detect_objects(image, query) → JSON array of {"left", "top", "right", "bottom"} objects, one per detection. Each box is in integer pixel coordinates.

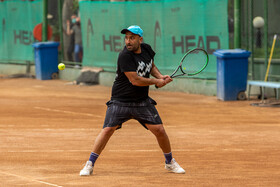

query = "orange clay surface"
[{"left": 0, "top": 78, "right": 279, "bottom": 187}]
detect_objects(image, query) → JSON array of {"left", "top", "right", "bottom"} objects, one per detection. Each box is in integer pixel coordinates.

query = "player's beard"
[{"left": 126, "top": 42, "right": 140, "bottom": 52}]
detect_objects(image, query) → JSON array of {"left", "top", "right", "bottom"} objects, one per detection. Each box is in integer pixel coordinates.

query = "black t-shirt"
[{"left": 111, "top": 43, "right": 155, "bottom": 102}]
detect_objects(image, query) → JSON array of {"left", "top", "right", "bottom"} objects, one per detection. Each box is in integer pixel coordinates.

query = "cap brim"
[
  {"left": 121, "top": 29, "right": 129, "bottom": 34},
  {"left": 121, "top": 29, "right": 142, "bottom": 36}
]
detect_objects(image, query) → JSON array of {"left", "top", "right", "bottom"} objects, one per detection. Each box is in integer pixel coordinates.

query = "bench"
[{"left": 247, "top": 80, "right": 280, "bottom": 101}]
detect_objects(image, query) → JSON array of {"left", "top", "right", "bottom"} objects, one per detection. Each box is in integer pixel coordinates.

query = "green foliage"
[{"left": 72, "top": 0, "right": 79, "bottom": 12}]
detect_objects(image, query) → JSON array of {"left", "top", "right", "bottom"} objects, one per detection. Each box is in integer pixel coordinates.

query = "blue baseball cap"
[{"left": 121, "top": 25, "right": 143, "bottom": 37}]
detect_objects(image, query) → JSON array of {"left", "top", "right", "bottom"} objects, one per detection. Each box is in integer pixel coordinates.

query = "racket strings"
[{"left": 182, "top": 50, "right": 208, "bottom": 75}]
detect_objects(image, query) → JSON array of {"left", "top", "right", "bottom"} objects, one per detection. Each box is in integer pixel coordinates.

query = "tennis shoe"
[
  {"left": 165, "top": 158, "right": 185, "bottom": 174},
  {"left": 80, "top": 161, "right": 93, "bottom": 176}
]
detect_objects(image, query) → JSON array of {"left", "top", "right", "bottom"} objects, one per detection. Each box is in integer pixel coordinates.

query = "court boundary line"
[
  {"left": 34, "top": 107, "right": 102, "bottom": 118},
  {"left": 0, "top": 171, "right": 63, "bottom": 187},
  {"left": 5, "top": 148, "right": 253, "bottom": 153},
  {"left": 6, "top": 149, "right": 188, "bottom": 153}
]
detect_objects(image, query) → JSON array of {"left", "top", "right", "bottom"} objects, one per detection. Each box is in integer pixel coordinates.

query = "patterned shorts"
[{"left": 103, "top": 98, "right": 163, "bottom": 130}]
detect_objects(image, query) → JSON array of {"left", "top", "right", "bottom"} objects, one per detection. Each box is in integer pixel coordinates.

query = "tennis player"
[{"left": 80, "top": 25, "right": 185, "bottom": 175}]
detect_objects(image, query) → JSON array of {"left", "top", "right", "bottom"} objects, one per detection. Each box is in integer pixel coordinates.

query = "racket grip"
[{"left": 155, "top": 85, "right": 159, "bottom": 89}]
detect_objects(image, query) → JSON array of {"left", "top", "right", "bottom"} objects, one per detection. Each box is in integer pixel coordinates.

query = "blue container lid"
[
  {"left": 32, "top": 42, "right": 60, "bottom": 48},
  {"left": 213, "top": 49, "right": 251, "bottom": 58}
]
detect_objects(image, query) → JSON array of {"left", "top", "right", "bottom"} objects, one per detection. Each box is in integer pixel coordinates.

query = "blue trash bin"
[
  {"left": 32, "top": 42, "right": 60, "bottom": 80},
  {"left": 214, "top": 49, "right": 251, "bottom": 101}
]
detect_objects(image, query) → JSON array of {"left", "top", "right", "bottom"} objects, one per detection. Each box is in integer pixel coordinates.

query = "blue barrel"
[
  {"left": 214, "top": 49, "right": 251, "bottom": 101},
  {"left": 32, "top": 42, "right": 60, "bottom": 80}
]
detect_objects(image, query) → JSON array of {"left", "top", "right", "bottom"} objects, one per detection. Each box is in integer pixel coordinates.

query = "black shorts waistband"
[{"left": 107, "top": 97, "right": 157, "bottom": 107}]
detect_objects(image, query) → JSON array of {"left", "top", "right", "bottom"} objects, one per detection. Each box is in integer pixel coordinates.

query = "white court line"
[
  {"left": 6, "top": 149, "right": 189, "bottom": 153},
  {"left": 0, "top": 171, "right": 63, "bottom": 187},
  {"left": 7, "top": 150, "right": 90, "bottom": 153},
  {"left": 34, "top": 107, "right": 102, "bottom": 118},
  {"left": 5, "top": 148, "right": 251, "bottom": 153}
]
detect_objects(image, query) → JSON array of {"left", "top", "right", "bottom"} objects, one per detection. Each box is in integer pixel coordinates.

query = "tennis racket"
[{"left": 156, "top": 48, "right": 209, "bottom": 88}]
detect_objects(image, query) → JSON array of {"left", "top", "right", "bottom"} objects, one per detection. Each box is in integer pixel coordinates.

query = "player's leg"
[
  {"left": 80, "top": 100, "right": 130, "bottom": 176},
  {"left": 145, "top": 124, "right": 171, "bottom": 153},
  {"left": 146, "top": 124, "right": 185, "bottom": 174},
  {"left": 80, "top": 126, "right": 118, "bottom": 176},
  {"left": 92, "top": 126, "right": 118, "bottom": 155},
  {"left": 130, "top": 99, "right": 182, "bottom": 171},
  {"left": 133, "top": 99, "right": 185, "bottom": 174}
]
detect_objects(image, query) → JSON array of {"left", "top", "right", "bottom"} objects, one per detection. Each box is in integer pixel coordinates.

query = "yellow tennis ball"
[
  {"left": 183, "top": 67, "right": 186, "bottom": 70},
  {"left": 58, "top": 63, "right": 65, "bottom": 70}
]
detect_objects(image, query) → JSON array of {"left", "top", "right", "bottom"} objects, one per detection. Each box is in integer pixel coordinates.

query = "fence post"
[
  {"left": 250, "top": 0, "right": 254, "bottom": 80},
  {"left": 42, "top": 0, "right": 48, "bottom": 42},
  {"left": 234, "top": 0, "right": 241, "bottom": 48},
  {"left": 58, "top": 0, "right": 64, "bottom": 61},
  {"left": 264, "top": 0, "right": 268, "bottom": 73}
]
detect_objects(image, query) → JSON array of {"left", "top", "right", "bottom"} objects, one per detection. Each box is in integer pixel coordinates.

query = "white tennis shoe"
[
  {"left": 80, "top": 161, "right": 93, "bottom": 176},
  {"left": 165, "top": 158, "right": 185, "bottom": 174}
]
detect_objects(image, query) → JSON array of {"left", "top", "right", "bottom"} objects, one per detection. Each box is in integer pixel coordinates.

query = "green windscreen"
[
  {"left": 79, "top": 0, "right": 228, "bottom": 79},
  {"left": 0, "top": 0, "right": 42, "bottom": 63}
]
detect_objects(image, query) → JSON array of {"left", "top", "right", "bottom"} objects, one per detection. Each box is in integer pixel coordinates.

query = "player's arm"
[
  {"left": 151, "top": 61, "right": 173, "bottom": 84},
  {"left": 151, "top": 61, "right": 164, "bottom": 79},
  {"left": 124, "top": 72, "right": 166, "bottom": 88}
]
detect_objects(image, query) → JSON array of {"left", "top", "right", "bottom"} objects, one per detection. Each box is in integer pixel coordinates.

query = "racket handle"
[{"left": 155, "top": 85, "right": 159, "bottom": 89}]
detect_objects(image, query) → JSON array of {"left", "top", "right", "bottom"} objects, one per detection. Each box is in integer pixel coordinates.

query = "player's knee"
[
  {"left": 102, "top": 127, "right": 116, "bottom": 136},
  {"left": 151, "top": 125, "right": 166, "bottom": 137}
]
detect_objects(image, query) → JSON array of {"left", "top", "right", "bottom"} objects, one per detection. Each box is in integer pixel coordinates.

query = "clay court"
[{"left": 0, "top": 78, "right": 279, "bottom": 186}]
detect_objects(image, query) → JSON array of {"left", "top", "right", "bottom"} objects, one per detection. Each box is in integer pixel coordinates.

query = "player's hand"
[
  {"left": 162, "top": 75, "right": 173, "bottom": 84},
  {"left": 155, "top": 79, "right": 166, "bottom": 88}
]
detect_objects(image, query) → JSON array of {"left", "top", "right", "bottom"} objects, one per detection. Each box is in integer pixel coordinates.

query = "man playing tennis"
[{"left": 80, "top": 25, "right": 185, "bottom": 175}]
